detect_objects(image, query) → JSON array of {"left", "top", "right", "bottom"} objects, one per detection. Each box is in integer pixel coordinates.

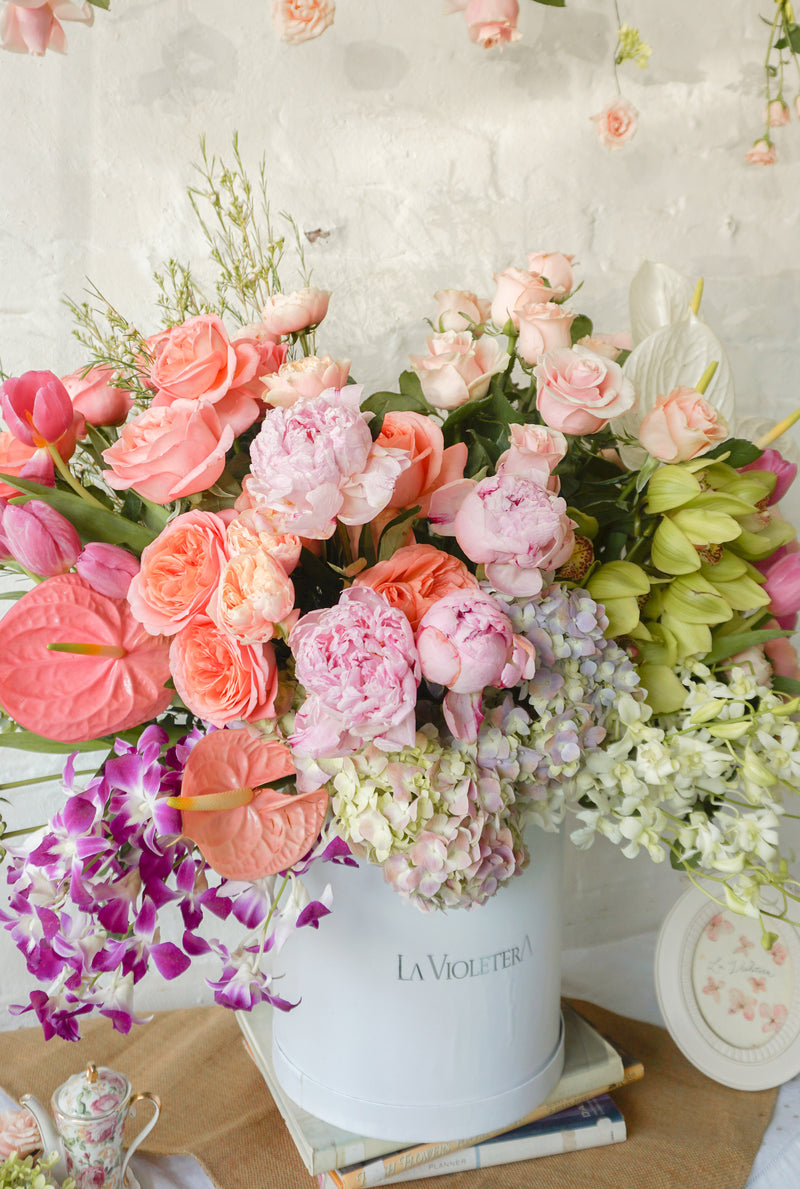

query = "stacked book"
[{"left": 237, "top": 1003, "right": 643, "bottom": 1187}]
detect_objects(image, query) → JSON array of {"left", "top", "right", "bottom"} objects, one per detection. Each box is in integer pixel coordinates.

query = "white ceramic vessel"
[{"left": 272, "top": 826, "right": 565, "bottom": 1141}]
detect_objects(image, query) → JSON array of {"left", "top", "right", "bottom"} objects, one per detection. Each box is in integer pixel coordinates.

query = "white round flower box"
[{"left": 272, "top": 826, "right": 565, "bottom": 1141}]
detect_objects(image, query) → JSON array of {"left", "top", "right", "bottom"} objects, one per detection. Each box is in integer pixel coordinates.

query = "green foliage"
[
  {"left": 361, "top": 388, "right": 431, "bottom": 439},
  {"left": 569, "top": 314, "right": 593, "bottom": 343},
  {"left": 0, "top": 474, "right": 158, "bottom": 554},
  {"left": 704, "top": 438, "right": 764, "bottom": 467},
  {"left": 706, "top": 629, "right": 795, "bottom": 665},
  {"left": 0, "top": 1152, "right": 74, "bottom": 1189}
]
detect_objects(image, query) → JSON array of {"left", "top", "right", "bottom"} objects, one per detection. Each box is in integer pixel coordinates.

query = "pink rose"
[
  {"left": 289, "top": 586, "right": 420, "bottom": 766},
  {"left": 433, "top": 289, "right": 491, "bottom": 334},
  {"left": 463, "top": 0, "right": 520, "bottom": 49},
  {"left": 496, "top": 422, "right": 567, "bottom": 490},
  {"left": 261, "top": 287, "right": 331, "bottom": 335},
  {"left": 745, "top": 138, "right": 777, "bottom": 166},
  {"left": 210, "top": 546, "right": 296, "bottom": 644},
  {"left": 61, "top": 366, "right": 134, "bottom": 428},
  {"left": 0, "top": 1108, "right": 41, "bottom": 1160},
  {"left": 453, "top": 473, "right": 575, "bottom": 596},
  {"left": 768, "top": 99, "right": 790, "bottom": 127},
  {"left": 76, "top": 543, "right": 140, "bottom": 600},
  {"left": 526, "top": 252, "right": 575, "bottom": 297},
  {"left": 591, "top": 98, "right": 638, "bottom": 149},
  {"left": 741, "top": 449, "right": 797, "bottom": 505},
  {"left": 170, "top": 617, "right": 278, "bottom": 726},
  {"left": 416, "top": 589, "right": 535, "bottom": 740},
  {"left": 101, "top": 402, "right": 234, "bottom": 505},
  {"left": 0, "top": 0, "right": 92, "bottom": 55},
  {"left": 409, "top": 330, "right": 508, "bottom": 410},
  {"left": 374, "top": 411, "right": 468, "bottom": 514},
  {"left": 535, "top": 345, "right": 637, "bottom": 434},
  {"left": 515, "top": 301, "right": 576, "bottom": 365},
  {"left": 261, "top": 355, "right": 351, "bottom": 408},
  {"left": 491, "top": 267, "right": 553, "bottom": 330},
  {"left": 637, "top": 386, "right": 728, "bottom": 463},
  {"left": 127, "top": 510, "right": 230, "bottom": 636},
  {"left": 272, "top": 0, "right": 334, "bottom": 44},
  {"left": 150, "top": 315, "right": 260, "bottom": 436},
  {"left": 577, "top": 331, "right": 632, "bottom": 361},
  {"left": 247, "top": 386, "right": 408, "bottom": 538},
  {"left": 231, "top": 323, "right": 288, "bottom": 381},
  {"left": 354, "top": 543, "right": 479, "bottom": 631}
]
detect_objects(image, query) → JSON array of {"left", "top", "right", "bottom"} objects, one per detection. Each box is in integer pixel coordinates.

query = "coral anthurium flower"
[
  {"left": 171, "top": 728, "right": 329, "bottom": 880},
  {"left": 0, "top": 573, "right": 172, "bottom": 742}
]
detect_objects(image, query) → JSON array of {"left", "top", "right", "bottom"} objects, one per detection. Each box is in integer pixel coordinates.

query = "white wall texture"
[{"left": 0, "top": 0, "right": 799, "bottom": 1023}]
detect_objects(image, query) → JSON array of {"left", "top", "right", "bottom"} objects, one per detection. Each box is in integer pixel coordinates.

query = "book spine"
[
  {"left": 334, "top": 1076, "right": 634, "bottom": 1189},
  {"left": 373, "top": 1115, "right": 627, "bottom": 1185}
]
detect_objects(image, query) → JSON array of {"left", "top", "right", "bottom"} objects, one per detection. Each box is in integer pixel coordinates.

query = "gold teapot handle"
[{"left": 120, "top": 1092, "right": 161, "bottom": 1185}]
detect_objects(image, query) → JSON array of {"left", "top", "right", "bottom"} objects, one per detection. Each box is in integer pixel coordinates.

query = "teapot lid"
[{"left": 54, "top": 1064, "right": 129, "bottom": 1119}]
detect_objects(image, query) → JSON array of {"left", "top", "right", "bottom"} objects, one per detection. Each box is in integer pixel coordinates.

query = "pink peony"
[
  {"left": 463, "top": 0, "right": 520, "bottom": 48},
  {"left": 0, "top": 1108, "right": 41, "bottom": 1159},
  {"left": 261, "top": 355, "right": 351, "bottom": 408},
  {"left": 272, "top": 0, "right": 334, "bottom": 43},
  {"left": 591, "top": 98, "right": 638, "bottom": 150},
  {"left": 170, "top": 617, "right": 278, "bottom": 726},
  {"left": 433, "top": 289, "right": 491, "bottom": 334},
  {"left": 0, "top": 0, "right": 92, "bottom": 55},
  {"left": 127, "top": 510, "right": 230, "bottom": 636},
  {"left": 246, "top": 386, "right": 408, "bottom": 538},
  {"left": 289, "top": 586, "right": 420, "bottom": 766},
  {"left": 61, "top": 366, "right": 134, "bottom": 428},
  {"left": 101, "top": 402, "right": 235, "bottom": 505},
  {"left": 515, "top": 301, "right": 576, "bottom": 365},
  {"left": 261, "top": 287, "right": 331, "bottom": 336},
  {"left": 416, "top": 589, "right": 535, "bottom": 739},
  {"left": 453, "top": 473, "right": 575, "bottom": 596},
  {"left": 745, "top": 138, "right": 777, "bottom": 166},
  {"left": 637, "top": 386, "right": 728, "bottom": 463},
  {"left": 409, "top": 330, "right": 508, "bottom": 410},
  {"left": 535, "top": 345, "right": 637, "bottom": 435}
]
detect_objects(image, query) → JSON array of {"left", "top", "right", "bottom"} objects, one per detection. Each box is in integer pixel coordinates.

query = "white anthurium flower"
[
  {"left": 628, "top": 260, "right": 700, "bottom": 347},
  {"left": 615, "top": 312, "right": 736, "bottom": 468}
]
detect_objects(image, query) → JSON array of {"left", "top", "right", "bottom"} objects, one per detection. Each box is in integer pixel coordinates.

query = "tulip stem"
[
  {"left": 46, "top": 442, "right": 107, "bottom": 510},
  {"left": 756, "top": 406, "right": 800, "bottom": 449},
  {"left": 690, "top": 278, "right": 704, "bottom": 315},
  {"left": 695, "top": 361, "right": 718, "bottom": 395}
]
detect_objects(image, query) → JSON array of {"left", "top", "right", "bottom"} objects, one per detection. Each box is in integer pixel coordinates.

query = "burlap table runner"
[{"left": 0, "top": 999, "right": 778, "bottom": 1189}]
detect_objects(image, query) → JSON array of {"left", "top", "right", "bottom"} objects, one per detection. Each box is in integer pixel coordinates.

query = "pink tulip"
[
  {"left": 76, "top": 543, "right": 140, "bottom": 599},
  {"left": 762, "top": 553, "right": 800, "bottom": 630},
  {"left": 740, "top": 449, "right": 797, "bottom": 505},
  {"left": 1, "top": 370, "right": 75, "bottom": 449},
  {"left": 62, "top": 366, "right": 134, "bottom": 428},
  {"left": 2, "top": 499, "right": 80, "bottom": 576}
]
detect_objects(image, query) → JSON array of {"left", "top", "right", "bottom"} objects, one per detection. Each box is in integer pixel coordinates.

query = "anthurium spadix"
[{"left": 614, "top": 263, "right": 736, "bottom": 469}]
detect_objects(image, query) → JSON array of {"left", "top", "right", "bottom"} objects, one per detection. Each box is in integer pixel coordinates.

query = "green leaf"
[
  {"left": 772, "top": 675, "right": 800, "bottom": 697},
  {"left": 0, "top": 473, "right": 157, "bottom": 554},
  {"left": 88, "top": 0, "right": 110, "bottom": 8},
  {"left": 570, "top": 314, "right": 593, "bottom": 344},
  {"left": 705, "top": 628, "right": 794, "bottom": 665},
  {"left": 704, "top": 438, "right": 763, "bottom": 467},
  {"left": 398, "top": 370, "right": 427, "bottom": 402},
  {"left": 360, "top": 389, "right": 431, "bottom": 439},
  {"left": 531, "top": 0, "right": 566, "bottom": 7},
  {"left": 441, "top": 387, "right": 523, "bottom": 449},
  {"left": 0, "top": 730, "right": 111, "bottom": 754},
  {"left": 377, "top": 506, "right": 420, "bottom": 561}
]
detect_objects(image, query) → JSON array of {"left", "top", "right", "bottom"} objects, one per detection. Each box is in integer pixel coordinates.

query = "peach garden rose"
[
  {"left": 591, "top": 97, "right": 638, "bottom": 150},
  {"left": 272, "top": 0, "right": 334, "bottom": 44}
]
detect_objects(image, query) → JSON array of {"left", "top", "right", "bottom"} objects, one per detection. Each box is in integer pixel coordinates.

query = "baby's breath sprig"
[{"left": 63, "top": 284, "right": 152, "bottom": 404}]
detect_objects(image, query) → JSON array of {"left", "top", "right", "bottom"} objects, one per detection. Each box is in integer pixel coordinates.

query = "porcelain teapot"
[{"left": 21, "top": 1063, "right": 160, "bottom": 1189}]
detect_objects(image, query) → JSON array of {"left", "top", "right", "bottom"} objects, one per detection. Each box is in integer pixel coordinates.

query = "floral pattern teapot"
[{"left": 21, "top": 1063, "right": 160, "bottom": 1189}]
